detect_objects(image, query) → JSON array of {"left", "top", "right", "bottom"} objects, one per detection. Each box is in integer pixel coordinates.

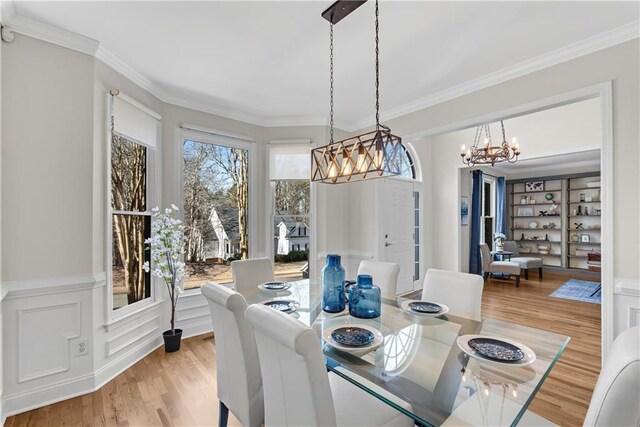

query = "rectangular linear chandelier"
[{"left": 312, "top": 0, "right": 403, "bottom": 184}]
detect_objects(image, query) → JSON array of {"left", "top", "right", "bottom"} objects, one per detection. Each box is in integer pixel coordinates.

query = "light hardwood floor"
[{"left": 6, "top": 272, "right": 600, "bottom": 427}]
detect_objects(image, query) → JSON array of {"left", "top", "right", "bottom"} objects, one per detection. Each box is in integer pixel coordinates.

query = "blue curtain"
[
  {"left": 496, "top": 177, "right": 507, "bottom": 235},
  {"left": 469, "top": 170, "right": 483, "bottom": 275}
]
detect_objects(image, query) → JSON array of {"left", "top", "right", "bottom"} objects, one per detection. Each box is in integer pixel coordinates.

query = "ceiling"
[
  {"left": 10, "top": 1, "right": 640, "bottom": 129},
  {"left": 492, "top": 149, "right": 601, "bottom": 174}
]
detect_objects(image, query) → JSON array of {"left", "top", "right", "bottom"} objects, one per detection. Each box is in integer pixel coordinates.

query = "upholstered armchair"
[{"left": 504, "top": 241, "right": 543, "bottom": 280}]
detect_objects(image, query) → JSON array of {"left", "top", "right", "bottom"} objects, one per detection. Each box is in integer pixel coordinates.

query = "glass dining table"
[{"left": 236, "top": 279, "right": 569, "bottom": 427}]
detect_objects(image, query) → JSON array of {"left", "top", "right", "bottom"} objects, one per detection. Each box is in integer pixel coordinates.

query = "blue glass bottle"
[
  {"left": 322, "top": 254, "right": 346, "bottom": 313},
  {"left": 348, "top": 274, "right": 381, "bottom": 319}
]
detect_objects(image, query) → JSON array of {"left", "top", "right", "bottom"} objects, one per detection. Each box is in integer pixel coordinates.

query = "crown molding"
[
  {"left": 1, "top": 1, "right": 98, "bottom": 55},
  {"left": 2, "top": 0, "right": 638, "bottom": 133},
  {"left": 349, "top": 20, "right": 640, "bottom": 132}
]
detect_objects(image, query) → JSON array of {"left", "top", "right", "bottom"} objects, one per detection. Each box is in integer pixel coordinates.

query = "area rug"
[{"left": 550, "top": 279, "right": 601, "bottom": 304}]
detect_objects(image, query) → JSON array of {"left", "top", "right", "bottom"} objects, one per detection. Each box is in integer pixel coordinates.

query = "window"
[
  {"left": 109, "top": 94, "right": 159, "bottom": 312},
  {"left": 481, "top": 179, "right": 496, "bottom": 246},
  {"left": 269, "top": 142, "right": 312, "bottom": 280},
  {"left": 182, "top": 138, "right": 251, "bottom": 289},
  {"left": 413, "top": 191, "right": 420, "bottom": 281},
  {"left": 398, "top": 146, "right": 416, "bottom": 180}
]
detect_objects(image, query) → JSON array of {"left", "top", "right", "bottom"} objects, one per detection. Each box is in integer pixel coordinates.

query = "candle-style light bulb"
[
  {"left": 328, "top": 159, "right": 338, "bottom": 178},
  {"left": 461, "top": 144, "right": 466, "bottom": 153},
  {"left": 356, "top": 143, "right": 366, "bottom": 172},
  {"left": 484, "top": 138, "right": 490, "bottom": 148},
  {"left": 341, "top": 149, "right": 352, "bottom": 176}
]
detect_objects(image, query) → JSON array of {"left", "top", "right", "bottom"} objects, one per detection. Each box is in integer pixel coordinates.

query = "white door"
[{"left": 379, "top": 179, "right": 415, "bottom": 295}]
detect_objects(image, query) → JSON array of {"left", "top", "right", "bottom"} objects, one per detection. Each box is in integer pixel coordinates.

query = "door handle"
[{"left": 385, "top": 242, "right": 393, "bottom": 247}]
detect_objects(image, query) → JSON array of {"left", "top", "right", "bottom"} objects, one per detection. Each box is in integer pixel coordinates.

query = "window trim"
[
  {"left": 105, "top": 93, "right": 162, "bottom": 322},
  {"left": 176, "top": 127, "right": 257, "bottom": 295},
  {"left": 480, "top": 177, "right": 496, "bottom": 246}
]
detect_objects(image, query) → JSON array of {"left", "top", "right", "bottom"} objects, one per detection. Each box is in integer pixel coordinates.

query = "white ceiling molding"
[
  {"left": 2, "top": 0, "right": 638, "bottom": 133},
  {"left": 349, "top": 20, "right": 640, "bottom": 132},
  {"left": 0, "top": 1, "right": 98, "bottom": 55}
]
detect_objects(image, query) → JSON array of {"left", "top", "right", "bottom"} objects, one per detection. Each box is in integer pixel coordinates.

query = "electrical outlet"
[{"left": 74, "top": 338, "right": 89, "bottom": 357}]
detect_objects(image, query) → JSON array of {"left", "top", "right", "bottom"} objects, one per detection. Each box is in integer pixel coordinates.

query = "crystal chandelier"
[
  {"left": 311, "top": 0, "right": 403, "bottom": 184},
  {"left": 460, "top": 121, "right": 520, "bottom": 167}
]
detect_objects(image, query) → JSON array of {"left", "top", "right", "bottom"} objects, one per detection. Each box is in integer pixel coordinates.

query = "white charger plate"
[
  {"left": 260, "top": 299, "right": 300, "bottom": 314},
  {"left": 258, "top": 281, "right": 292, "bottom": 292},
  {"left": 400, "top": 299, "right": 450, "bottom": 317},
  {"left": 322, "top": 324, "right": 383, "bottom": 353},
  {"left": 457, "top": 334, "right": 536, "bottom": 366}
]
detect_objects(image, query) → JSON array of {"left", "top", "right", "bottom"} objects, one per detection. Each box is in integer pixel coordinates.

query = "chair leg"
[
  {"left": 483, "top": 272, "right": 489, "bottom": 281},
  {"left": 524, "top": 269, "right": 529, "bottom": 280},
  {"left": 539, "top": 267, "right": 543, "bottom": 279},
  {"left": 515, "top": 275, "right": 520, "bottom": 288},
  {"left": 219, "top": 401, "right": 229, "bottom": 427}
]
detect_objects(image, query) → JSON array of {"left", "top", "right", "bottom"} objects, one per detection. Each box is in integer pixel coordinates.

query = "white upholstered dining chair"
[
  {"left": 357, "top": 260, "right": 401, "bottom": 298},
  {"left": 202, "top": 284, "right": 264, "bottom": 427},
  {"left": 421, "top": 269, "right": 484, "bottom": 319},
  {"left": 231, "top": 257, "right": 275, "bottom": 293},
  {"left": 245, "top": 303, "right": 414, "bottom": 427}
]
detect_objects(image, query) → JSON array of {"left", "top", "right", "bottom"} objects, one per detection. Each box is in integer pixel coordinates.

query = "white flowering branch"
[{"left": 143, "top": 205, "right": 185, "bottom": 335}]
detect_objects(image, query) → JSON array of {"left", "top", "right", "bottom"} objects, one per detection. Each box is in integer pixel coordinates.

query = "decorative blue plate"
[
  {"left": 408, "top": 301, "right": 442, "bottom": 313},
  {"left": 468, "top": 338, "right": 525, "bottom": 362},
  {"left": 331, "top": 327, "right": 374, "bottom": 347},
  {"left": 262, "top": 281, "right": 286, "bottom": 290},
  {"left": 264, "top": 300, "right": 296, "bottom": 312}
]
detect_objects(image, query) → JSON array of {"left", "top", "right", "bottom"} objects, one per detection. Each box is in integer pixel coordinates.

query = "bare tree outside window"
[
  {"left": 182, "top": 140, "right": 249, "bottom": 288},
  {"left": 111, "top": 135, "right": 151, "bottom": 309}
]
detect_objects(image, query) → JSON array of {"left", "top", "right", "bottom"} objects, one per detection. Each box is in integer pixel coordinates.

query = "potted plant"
[
  {"left": 144, "top": 205, "right": 186, "bottom": 352},
  {"left": 494, "top": 233, "right": 506, "bottom": 252}
]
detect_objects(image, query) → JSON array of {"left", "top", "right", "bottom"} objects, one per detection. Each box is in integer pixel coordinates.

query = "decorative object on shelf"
[
  {"left": 322, "top": 254, "right": 346, "bottom": 312},
  {"left": 530, "top": 199, "right": 536, "bottom": 204},
  {"left": 575, "top": 223, "right": 584, "bottom": 230},
  {"left": 494, "top": 233, "right": 506, "bottom": 252},
  {"left": 517, "top": 207, "right": 534, "bottom": 216},
  {"left": 520, "top": 233, "right": 525, "bottom": 240},
  {"left": 573, "top": 208, "right": 578, "bottom": 216},
  {"left": 525, "top": 181, "right": 543, "bottom": 192},
  {"left": 588, "top": 224, "right": 601, "bottom": 230},
  {"left": 514, "top": 223, "right": 522, "bottom": 229},
  {"left": 312, "top": 0, "right": 403, "bottom": 184},
  {"left": 519, "top": 246, "right": 532, "bottom": 254},
  {"left": 585, "top": 207, "right": 589, "bottom": 216},
  {"left": 594, "top": 208, "right": 602, "bottom": 215},
  {"left": 580, "top": 193, "right": 586, "bottom": 202},
  {"left": 143, "top": 205, "right": 186, "bottom": 353},
  {"left": 571, "top": 234, "right": 580, "bottom": 242},
  {"left": 545, "top": 234, "right": 549, "bottom": 241},
  {"left": 548, "top": 222, "right": 557, "bottom": 229},
  {"left": 542, "top": 224, "right": 548, "bottom": 229},
  {"left": 460, "top": 121, "right": 520, "bottom": 167},
  {"left": 537, "top": 244, "right": 551, "bottom": 255},
  {"left": 348, "top": 274, "right": 381, "bottom": 319},
  {"left": 581, "top": 234, "right": 591, "bottom": 243},
  {"left": 528, "top": 221, "right": 538, "bottom": 229},
  {"left": 577, "top": 205, "right": 583, "bottom": 216},
  {"left": 520, "top": 195, "right": 527, "bottom": 205},
  {"left": 545, "top": 192, "right": 554, "bottom": 201},
  {"left": 538, "top": 210, "right": 547, "bottom": 216},
  {"left": 548, "top": 203, "right": 559, "bottom": 215},
  {"left": 585, "top": 196, "right": 593, "bottom": 202},
  {"left": 460, "top": 196, "right": 469, "bottom": 226}
]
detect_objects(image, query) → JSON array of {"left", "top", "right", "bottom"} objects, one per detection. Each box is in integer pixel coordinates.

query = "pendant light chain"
[
  {"left": 329, "top": 23, "right": 335, "bottom": 144},
  {"left": 374, "top": 0, "right": 380, "bottom": 129}
]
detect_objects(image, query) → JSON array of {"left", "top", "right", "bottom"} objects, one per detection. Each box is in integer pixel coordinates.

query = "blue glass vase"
[
  {"left": 348, "top": 274, "right": 381, "bottom": 319},
  {"left": 322, "top": 254, "right": 346, "bottom": 313}
]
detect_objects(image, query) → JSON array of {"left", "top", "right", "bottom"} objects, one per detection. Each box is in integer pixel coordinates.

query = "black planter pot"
[{"left": 163, "top": 329, "right": 183, "bottom": 353}]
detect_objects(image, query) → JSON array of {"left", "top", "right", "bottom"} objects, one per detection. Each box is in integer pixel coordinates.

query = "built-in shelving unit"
[
  {"left": 567, "top": 175, "right": 601, "bottom": 271},
  {"left": 507, "top": 172, "right": 601, "bottom": 274}
]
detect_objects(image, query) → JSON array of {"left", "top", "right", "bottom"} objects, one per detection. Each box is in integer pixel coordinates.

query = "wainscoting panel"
[
  {"left": 614, "top": 278, "right": 640, "bottom": 337},
  {"left": 176, "top": 290, "right": 212, "bottom": 338},
  {"left": 17, "top": 302, "right": 81, "bottom": 383}
]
